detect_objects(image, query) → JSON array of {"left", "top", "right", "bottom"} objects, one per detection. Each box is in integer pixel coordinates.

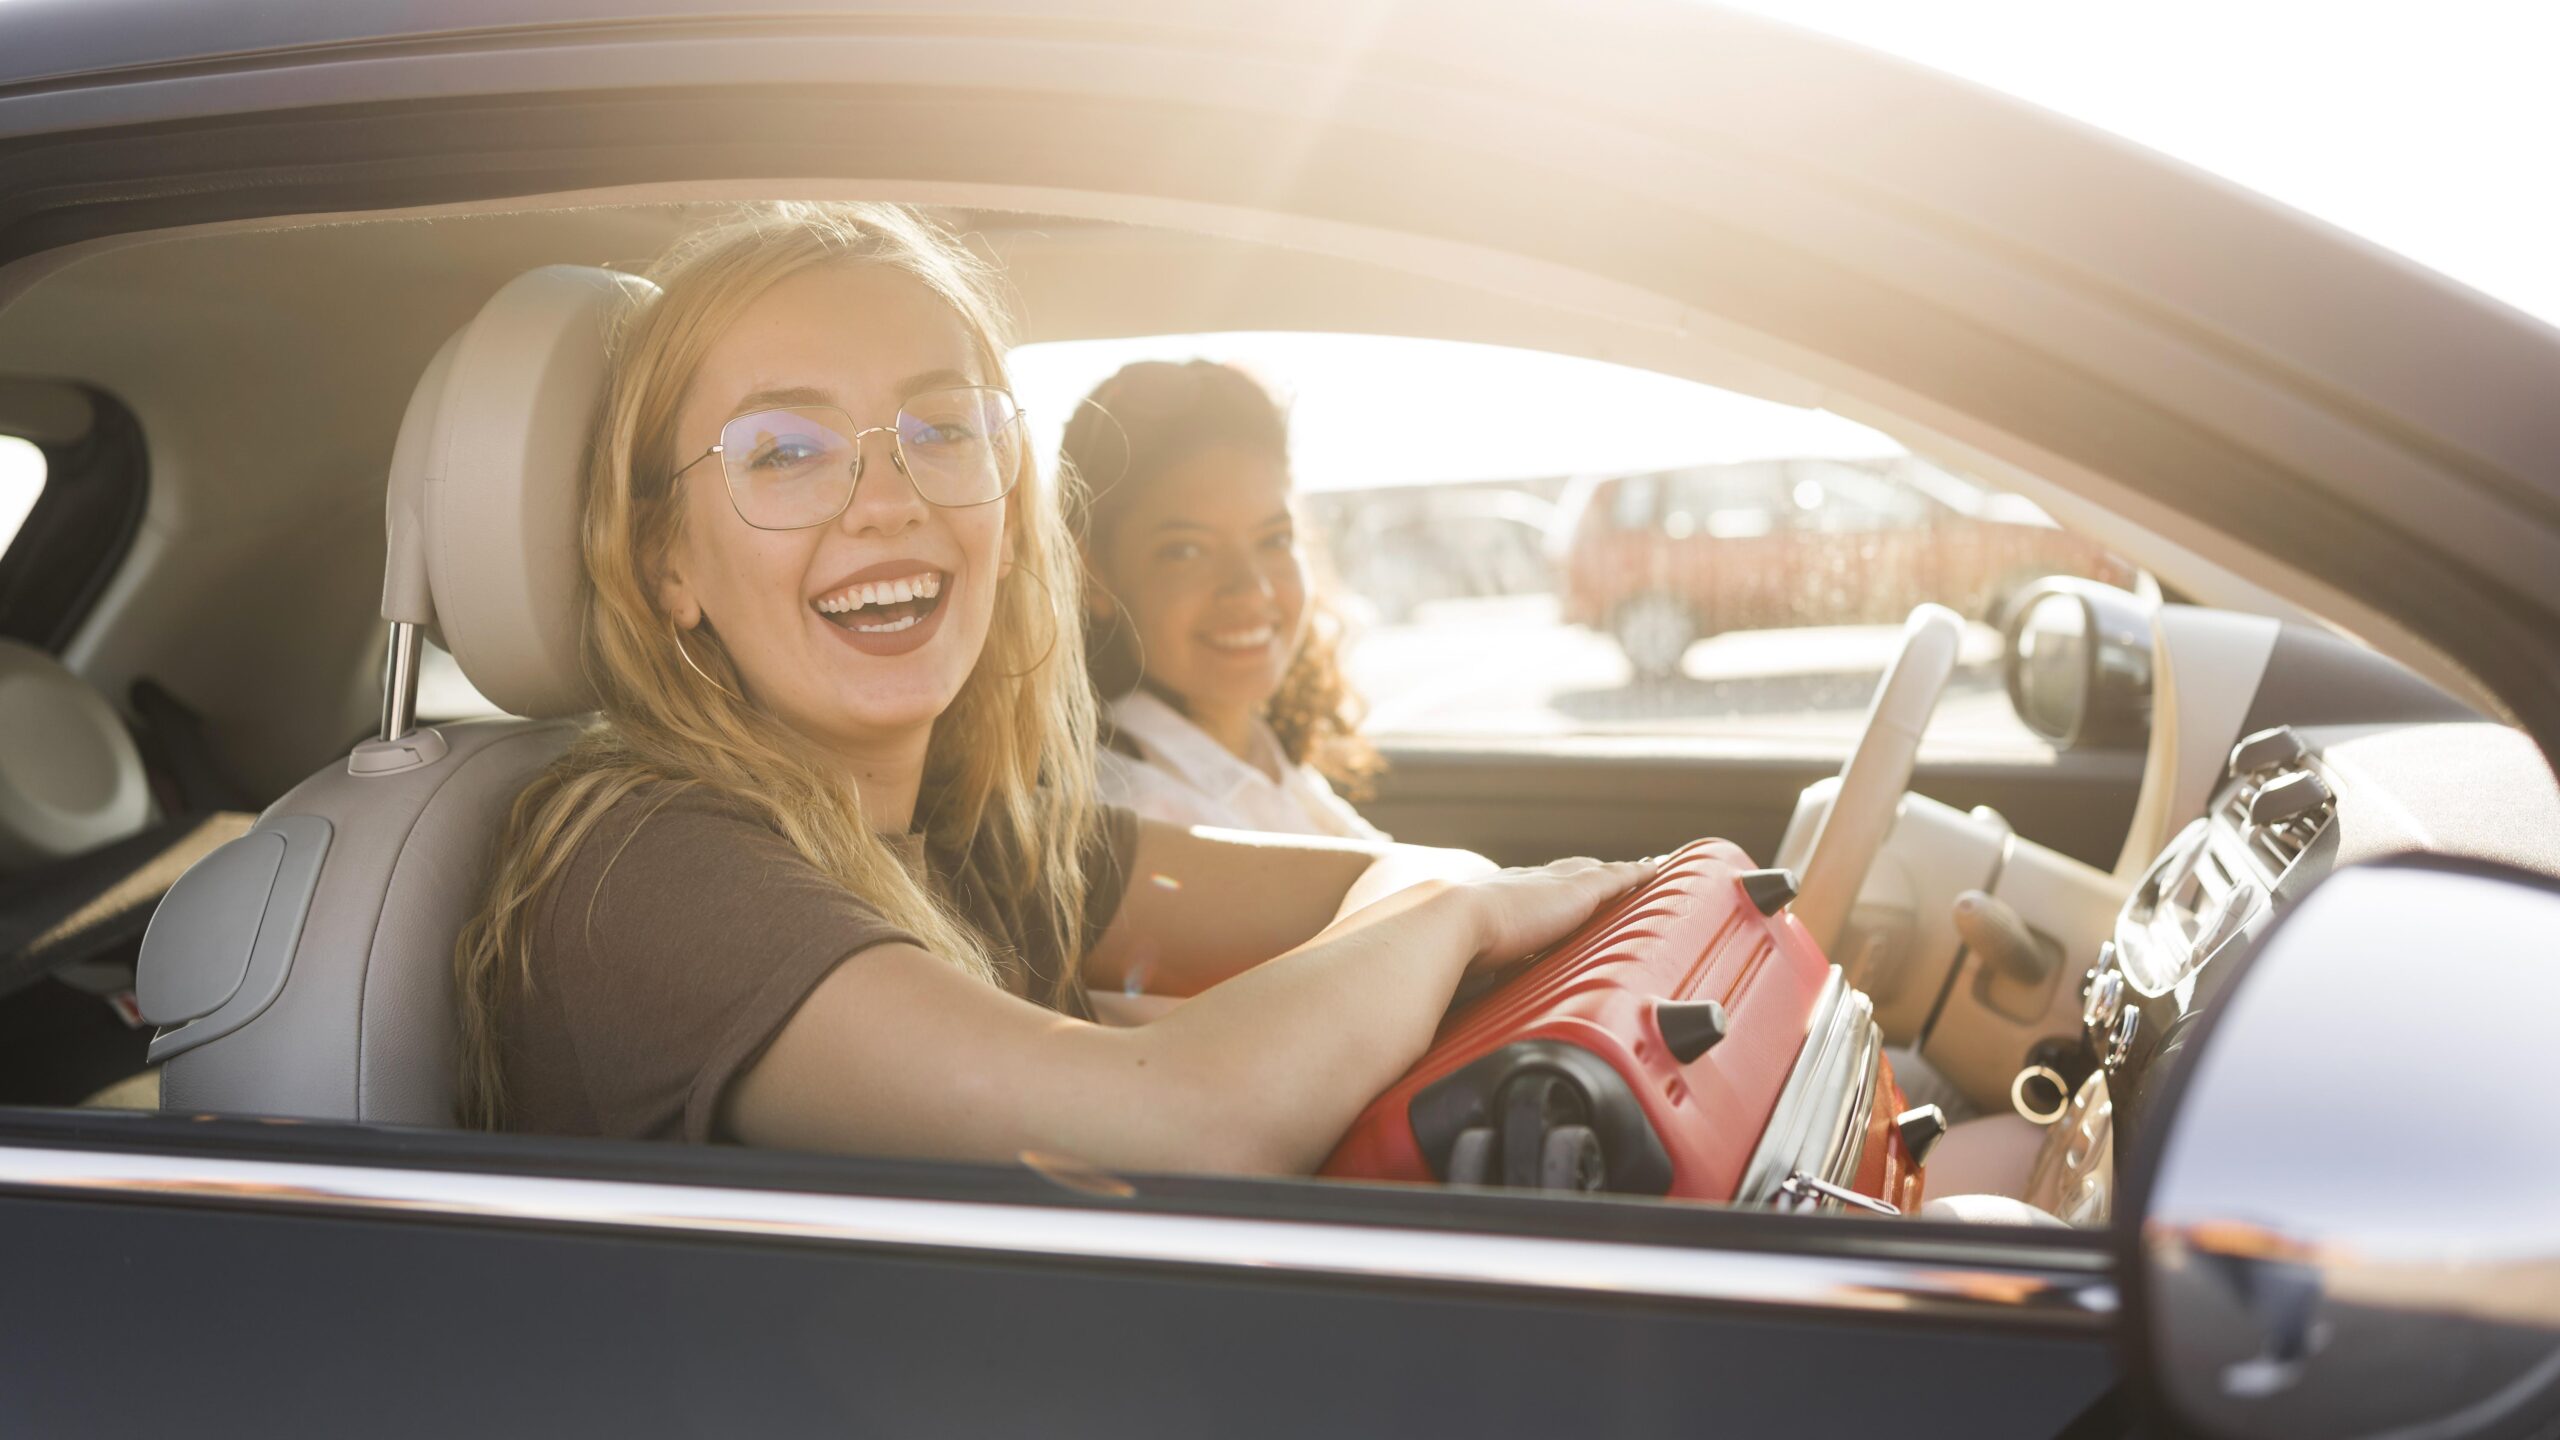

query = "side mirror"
[
  {"left": 2120, "top": 859, "right": 2560, "bottom": 1439},
  {"left": 2002, "top": 577, "right": 2150, "bottom": 749}
]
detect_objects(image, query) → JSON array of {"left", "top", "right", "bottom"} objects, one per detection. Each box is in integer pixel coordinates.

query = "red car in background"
[{"left": 1556, "top": 454, "right": 2132, "bottom": 677}]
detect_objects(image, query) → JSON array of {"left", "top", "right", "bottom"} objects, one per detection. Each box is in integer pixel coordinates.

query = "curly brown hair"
[{"left": 1061, "top": 359, "right": 1380, "bottom": 795}]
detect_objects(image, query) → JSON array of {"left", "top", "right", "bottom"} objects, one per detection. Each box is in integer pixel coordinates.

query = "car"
[
  {"left": 1311, "top": 482, "right": 1560, "bottom": 624},
  {"left": 3, "top": 3, "right": 2557, "bottom": 1437},
  {"left": 1555, "top": 455, "right": 2133, "bottom": 677}
]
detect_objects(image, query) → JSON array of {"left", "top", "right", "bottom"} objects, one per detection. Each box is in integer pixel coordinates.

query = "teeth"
[
  {"left": 1206, "top": 625, "right": 1275, "bottom": 650},
  {"left": 853, "top": 614, "right": 920, "bottom": 634},
  {"left": 816, "top": 573, "right": 944, "bottom": 614}
]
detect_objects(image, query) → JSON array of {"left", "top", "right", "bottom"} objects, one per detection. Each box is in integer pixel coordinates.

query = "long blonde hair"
[{"left": 455, "top": 203, "right": 1101, "bottom": 1130}]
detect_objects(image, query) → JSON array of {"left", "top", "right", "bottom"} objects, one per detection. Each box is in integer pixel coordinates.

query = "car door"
[
  {"left": 5, "top": 4, "right": 2558, "bottom": 1437},
  {"left": 0, "top": 1109, "right": 2119, "bottom": 1436}
]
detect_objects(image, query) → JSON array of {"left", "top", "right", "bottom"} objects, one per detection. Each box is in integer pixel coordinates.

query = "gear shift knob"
[{"left": 1951, "top": 888, "right": 2060, "bottom": 985}]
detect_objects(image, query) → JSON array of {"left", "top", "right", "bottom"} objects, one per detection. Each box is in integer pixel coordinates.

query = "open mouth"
[{"left": 814, "top": 570, "right": 947, "bottom": 635}]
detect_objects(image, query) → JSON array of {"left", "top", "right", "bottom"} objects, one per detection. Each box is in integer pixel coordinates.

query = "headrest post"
[{"left": 379, "top": 621, "right": 424, "bottom": 743}]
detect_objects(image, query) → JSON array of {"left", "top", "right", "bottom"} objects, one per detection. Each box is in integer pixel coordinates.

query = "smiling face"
[
  {"left": 655, "top": 262, "right": 1010, "bottom": 769},
  {"left": 1093, "top": 443, "right": 1308, "bottom": 746}
]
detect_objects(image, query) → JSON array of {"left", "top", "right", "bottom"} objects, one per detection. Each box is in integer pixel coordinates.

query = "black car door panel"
[
  {"left": 1, "top": 1192, "right": 2114, "bottom": 1438},
  {"left": 0, "top": 1112, "right": 2116, "bottom": 1438}
]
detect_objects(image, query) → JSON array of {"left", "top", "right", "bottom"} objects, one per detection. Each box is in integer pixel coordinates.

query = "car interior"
[{"left": 3, "top": 197, "right": 2557, "bottom": 1233}]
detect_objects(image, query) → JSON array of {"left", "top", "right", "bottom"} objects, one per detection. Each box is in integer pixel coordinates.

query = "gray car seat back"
[{"left": 141, "top": 264, "right": 658, "bottom": 1125}]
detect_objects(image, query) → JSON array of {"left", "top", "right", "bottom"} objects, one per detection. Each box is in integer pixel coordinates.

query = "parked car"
[
  {"left": 1314, "top": 483, "right": 1560, "bottom": 623},
  {"left": 2, "top": 3, "right": 2556, "bottom": 1437},
  {"left": 1557, "top": 456, "right": 2132, "bottom": 677}
]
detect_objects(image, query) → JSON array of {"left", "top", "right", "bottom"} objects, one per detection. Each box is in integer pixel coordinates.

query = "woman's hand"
[{"left": 1451, "top": 857, "right": 1658, "bottom": 973}]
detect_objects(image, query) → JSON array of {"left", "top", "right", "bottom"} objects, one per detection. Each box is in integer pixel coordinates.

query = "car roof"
[{"left": 3, "top": 0, "right": 2557, "bottom": 752}]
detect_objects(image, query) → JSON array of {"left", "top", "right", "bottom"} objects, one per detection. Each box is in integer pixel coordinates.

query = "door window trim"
[{"left": 0, "top": 1136, "right": 2115, "bottom": 1329}]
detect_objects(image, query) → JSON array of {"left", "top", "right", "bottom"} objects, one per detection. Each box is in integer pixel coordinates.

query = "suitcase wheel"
[
  {"left": 1539, "top": 1125, "right": 1606, "bottom": 1192},
  {"left": 1409, "top": 1040, "right": 1676, "bottom": 1196},
  {"left": 1446, "top": 1126, "right": 1495, "bottom": 1186}
]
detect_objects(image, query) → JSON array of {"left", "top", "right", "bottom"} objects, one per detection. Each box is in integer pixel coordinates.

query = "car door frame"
[
  {"left": 0, "top": 1106, "right": 2121, "bottom": 1435},
  {"left": 4, "top": 3, "right": 2559, "bottom": 1429}
]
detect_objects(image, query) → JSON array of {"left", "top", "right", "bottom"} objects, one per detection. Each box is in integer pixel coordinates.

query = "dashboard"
[
  {"left": 2021, "top": 716, "right": 2560, "bottom": 1225},
  {"left": 1981, "top": 579, "right": 2560, "bottom": 1225}
]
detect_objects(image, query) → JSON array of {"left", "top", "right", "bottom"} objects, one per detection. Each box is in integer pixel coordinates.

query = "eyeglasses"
[{"left": 672, "top": 386, "right": 1025, "bottom": 531}]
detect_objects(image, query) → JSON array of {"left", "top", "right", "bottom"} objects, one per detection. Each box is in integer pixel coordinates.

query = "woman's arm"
[
  {"left": 1080, "top": 818, "right": 1496, "bottom": 998},
  {"left": 723, "top": 857, "right": 1652, "bottom": 1175},
  {"left": 1332, "top": 841, "right": 1497, "bottom": 919}
]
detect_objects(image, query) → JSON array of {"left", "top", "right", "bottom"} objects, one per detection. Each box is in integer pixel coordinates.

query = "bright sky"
[
  {"left": 1008, "top": 335, "right": 1898, "bottom": 491},
  {"left": 1718, "top": 0, "right": 2560, "bottom": 329},
  {"left": 1015, "top": 3, "right": 2560, "bottom": 494}
]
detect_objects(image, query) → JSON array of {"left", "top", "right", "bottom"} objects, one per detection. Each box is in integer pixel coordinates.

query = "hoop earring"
[
  {"left": 671, "top": 621, "right": 743, "bottom": 703},
  {"left": 998, "top": 561, "right": 1068, "bottom": 680}
]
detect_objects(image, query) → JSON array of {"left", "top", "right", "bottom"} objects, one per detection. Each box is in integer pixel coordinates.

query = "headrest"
[
  {"left": 383, "top": 265, "right": 659, "bottom": 719},
  {"left": 0, "top": 640, "right": 150, "bottom": 868}
]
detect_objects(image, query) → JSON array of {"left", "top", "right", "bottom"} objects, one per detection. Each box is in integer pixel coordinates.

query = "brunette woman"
[{"left": 1064, "top": 360, "right": 1384, "bottom": 840}]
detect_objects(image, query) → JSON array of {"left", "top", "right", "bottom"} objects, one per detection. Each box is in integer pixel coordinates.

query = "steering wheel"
[{"left": 1788, "top": 604, "right": 1966, "bottom": 956}]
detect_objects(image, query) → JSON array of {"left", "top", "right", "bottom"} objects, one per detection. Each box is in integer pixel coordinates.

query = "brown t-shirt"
[{"left": 498, "top": 784, "right": 1138, "bottom": 1143}]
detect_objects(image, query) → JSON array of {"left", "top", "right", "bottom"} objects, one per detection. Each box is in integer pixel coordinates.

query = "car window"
[
  {"left": 1786, "top": 460, "right": 1937, "bottom": 533},
  {"left": 1664, "top": 464, "right": 1788, "bottom": 540},
  {"left": 0, "top": 435, "right": 42, "bottom": 557},
  {"left": 1607, "top": 473, "right": 1660, "bottom": 530},
  {"left": 1013, "top": 333, "right": 2136, "bottom": 755}
]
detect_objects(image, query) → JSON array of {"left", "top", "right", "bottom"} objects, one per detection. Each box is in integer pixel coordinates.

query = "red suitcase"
[{"left": 1321, "top": 838, "right": 1926, "bottom": 1213}]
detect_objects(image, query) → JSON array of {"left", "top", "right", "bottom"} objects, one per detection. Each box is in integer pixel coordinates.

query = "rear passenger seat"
[{"left": 0, "top": 639, "right": 252, "bottom": 1105}]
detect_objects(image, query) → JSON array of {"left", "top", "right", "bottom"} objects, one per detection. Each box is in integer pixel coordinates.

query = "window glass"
[
  {"left": 1664, "top": 464, "right": 1788, "bottom": 540},
  {"left": 1608, "top": 473, "right": 1660, "bottom": 531},
  {"left": 1787, "top": 460, "right": 1935, "bottom": 533},
  {"left": 1018, "top": 334, "right": 2137, "bottom": 754},
  {"left": 0, "top": 435, "right": 42, "bottom": 556}
]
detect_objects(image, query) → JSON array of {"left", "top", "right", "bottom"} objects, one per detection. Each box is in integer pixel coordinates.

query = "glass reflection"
[{"left": 2142, "top": 863, "right": 2560, "bottom": 1439}]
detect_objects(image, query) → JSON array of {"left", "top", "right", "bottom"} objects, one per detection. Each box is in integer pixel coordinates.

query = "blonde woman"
[
  {"left": 456, "top": 205, "right": 1650, "bottom": 1176},
  {"left": 1065, "top": 360, "right": 1385, "bottom": 841}
]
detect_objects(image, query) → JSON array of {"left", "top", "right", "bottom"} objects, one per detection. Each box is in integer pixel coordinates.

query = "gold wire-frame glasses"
[{"left": 671, "top": 385, "right": 1025, "bottom": 531}]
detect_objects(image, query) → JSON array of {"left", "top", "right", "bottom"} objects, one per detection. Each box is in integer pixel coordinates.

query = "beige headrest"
[
  {"left": 383, "top": 265, "right": 659, "bottom": 719},
  {"left": 0, "top": 639, "right": 150, "bottom": 868}
]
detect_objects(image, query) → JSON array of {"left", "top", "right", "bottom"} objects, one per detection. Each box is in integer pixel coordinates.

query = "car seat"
[{"left": 134, "top": 265, "right": 651, "bottom": 1125}]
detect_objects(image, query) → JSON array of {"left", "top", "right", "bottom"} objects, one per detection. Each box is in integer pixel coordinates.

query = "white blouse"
[{"left": 1097, "top": 690, "right": 1386, "bottom": 842}]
